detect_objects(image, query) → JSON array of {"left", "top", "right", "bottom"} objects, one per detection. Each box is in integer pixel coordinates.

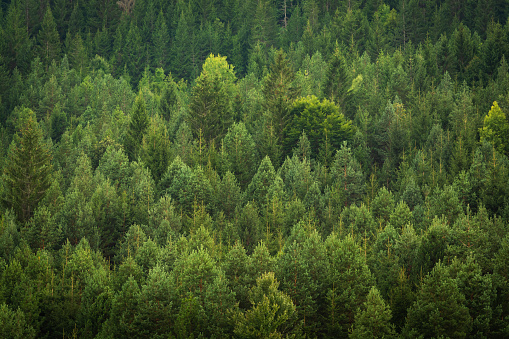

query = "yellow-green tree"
[
  {"left": 479, "top": 101, "right": 509, "bottom": 155},
  {"left": 188, "top": 54, "right": 237, "bottom": 143}
]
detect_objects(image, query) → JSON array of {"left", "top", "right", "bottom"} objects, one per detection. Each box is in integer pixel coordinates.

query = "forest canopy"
[{"left": 1, "top": 0, "right": 509, "bottom": 338}]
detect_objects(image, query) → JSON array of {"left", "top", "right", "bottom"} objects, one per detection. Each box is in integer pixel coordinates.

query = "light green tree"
[
  {"left": 234, "top": 272, "right": 299, "bottom": 339},
  {"left": 349, "top": 286, "right": 397, "bottom": 339},
  {"left": 188, "top": 54, "right": 237, "bottom": 143},
  {"left": 479, "top": 101, "right": 509, "bottom": 155}
]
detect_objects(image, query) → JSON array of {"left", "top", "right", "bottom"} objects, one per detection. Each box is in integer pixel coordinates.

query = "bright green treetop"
[{"left": 479, "top": 101, "right": 509, "bottom": 155}]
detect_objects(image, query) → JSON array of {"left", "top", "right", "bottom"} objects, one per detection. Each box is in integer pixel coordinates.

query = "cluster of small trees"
[{"left": 1, "top": 0, "right": 509, "bottom": 337}]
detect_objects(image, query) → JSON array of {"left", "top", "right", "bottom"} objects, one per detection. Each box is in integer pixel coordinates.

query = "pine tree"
[
  {"left": 2, "top": 108, "right": 53, "bottom": 223},
  {"left": 233, "top": 272, "right": 299, "bottom": 338},
  {"left": 403, "top": 261, "right": 472, "bottom": 338},
  {"left": 247, "top": 156, "right": 277, "bottom": 206},
  {"left": 171, "top": 7, "right": 196, "bottom": 80},
  {"left": 0, "top": 303, "right": 36, "bottom": 339},
  {"left": 349, "top": 286, "right": 397, "bottom": 339},
  {"left": 322, "top": 44, "right": 350, "bottom": 108},
  {"left": 141, "top": 114, "right": 171, "bottom": 181}
]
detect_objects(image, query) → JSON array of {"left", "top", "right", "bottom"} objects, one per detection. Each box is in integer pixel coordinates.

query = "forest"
[{"left": 1, "top": 0, "right": 509, "bottom": 337}]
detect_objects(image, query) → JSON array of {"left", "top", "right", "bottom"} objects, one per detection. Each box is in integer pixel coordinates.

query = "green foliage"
[
  {"left": 349, "top": 286, "right": 397, "bottom": 339},
  {"left": 1, "top": 2, "right": 509, "bottom": 337},
  {"left": 188, "top": 54, "right": 237, "bottom": 143},
  {"left": 0, "top": 303, "right": 36, "bottom": 339},
  {"left": 124, "top": 91, "right": 149, "bottom": 161},
  {"left": 141, "top": 114, "right": 171, "bottom": 181},
  {"left": 403, "top": 261, "right": 472, "bottom": 338},
  {"left": 284, "top": 96, "right": 354, "bottom": 161},
  {"left": 2, "top": 108, "right": 53, "bottom": 223},
  {"left": 480, "top": 101, "right": 509, "bottom": 155},
  {"left": 222, "top": 122, "right": 258, "bottom": 188},
  {"left": 263, "top": 50, "right": 300, "bottom": 142},
  {"left": 234, "top": 272, "right": 299, "bottom": 339},
  {"left": 37, "top": 7, "right": 61, "bottom": 67},
  {"left": 247, "top": 156, "right": 277, "bottom": 206}
]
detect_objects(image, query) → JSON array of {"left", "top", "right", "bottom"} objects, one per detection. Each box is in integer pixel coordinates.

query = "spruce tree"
[
  {"left": 263, "top": 49, "right": 300, "bottom": 143},
  {"left": 124, "top": 91, "right": 149, "bottom": 161},
  {"left": 2, "top": 108, "right": 53, "bottom": 223},
  {"left": 38, "top": 6, "right": 61, "bottom": 67}
]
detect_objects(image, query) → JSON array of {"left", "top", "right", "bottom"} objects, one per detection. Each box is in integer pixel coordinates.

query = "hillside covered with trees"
[{"left": 1, "top": 0, "right": 509, "bottom": 337}]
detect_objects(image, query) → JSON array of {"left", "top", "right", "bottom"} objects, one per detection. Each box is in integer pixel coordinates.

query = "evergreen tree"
[
  {"left": 152, "top": 11, "right": 170, "bottom": 70},
  {"left": 141, "top": 114, "right": 171, "bottom": 181},
  {"left": 222, "top": 122, "right": 258, "bottom": 188},
  {"left": 188, "top": 54, "right": 237, "bottom": 143},
  {"left": 479, "top": 101, "right": 509, "bottom": 156},
  {"left": 124, "top": 91, "right": 149, "bottom": 161},
  {"left": 263, "top": 49, "right": 300, "bottom": 142},
  {"left": 233, "top": 272, "right": 299, "bottom": 338},
  {"left": 247, "top": 156, "right": 277, "bottom": 206},
  {"left": 1, "top": 1, "right": 32, "bottom": 74},
  {"left": 124, "top": 21, "right": 144, "bottom": 86},
  {"left": 171, "top": 7, "right": 196, "bottom": 80},
  {"left": 2, "top": 108, "right": 53, "bottom": 223},
  {"left": 0, "top": 303, "right": 36, "bottom": 339},
  {"left": 349, "top": 286, "right": 397, "bottom": 339},
  {"left": 37, "top": 6, "right": 61, "bottom": 68},
  {"left": 403, "top": 261, "right": 472, "bottom": 338},
  {"left": 322, "top": 45, "right": 350, "bottom": 108}
]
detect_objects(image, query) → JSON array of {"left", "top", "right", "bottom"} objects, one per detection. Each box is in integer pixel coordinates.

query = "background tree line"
[{"left": 1, "top": 0, "right": 509, "bottom": 337}]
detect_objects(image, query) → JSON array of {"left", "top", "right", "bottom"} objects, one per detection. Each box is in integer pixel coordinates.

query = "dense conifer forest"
[{"left": 1, "top": 0, "right": 509, "bottom": 337}]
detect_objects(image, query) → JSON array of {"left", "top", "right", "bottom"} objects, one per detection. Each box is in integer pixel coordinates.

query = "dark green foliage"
[
  {"left": 2, "top": 108, "right": 53, "bottom": 223},
  {"left": 403, "top": 261, "right": 472, "bottom": 338},
  {"left": 0, "top": 2, "right": 509, "bottom": 337},
  {"left": 37, "top": 7, "right": 61, "bottom": 68},
  {"left": 263, "top": 50, "right": 300, "bottom": 142},
  {"left": 322, "top": 45, "right": 350, "bottom": 109},
  {"left": 222, "top": 122, "right": 258, "bottom": 188},
  {"left": 141, "top": 114, "right": 171, "bottom": 181},
  {"left": 0, "top": 303, "right": 36, "bottom": 339},
  {"left": 247, "top": 156, "right": 276, "bottom": 206},
  {"left": 329, "top": 142, "right": 366, "bottom": 207},
  {"left": 124, "top": 91, "right": 149, "bottom": 161},
  {"left": 159, "top": 157, "right": 211, "bottom": 215},
  {"left": 277, "top": 225, "right": 329, "bottom": 335}
]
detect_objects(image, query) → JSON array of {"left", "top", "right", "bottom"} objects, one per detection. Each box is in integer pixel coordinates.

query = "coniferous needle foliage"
[
  {"left": 2, "top": 108, "right": 53, "bottom": 223},
  {"left": 0, "top": 1, "right": 509, "bottom": 337}
]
